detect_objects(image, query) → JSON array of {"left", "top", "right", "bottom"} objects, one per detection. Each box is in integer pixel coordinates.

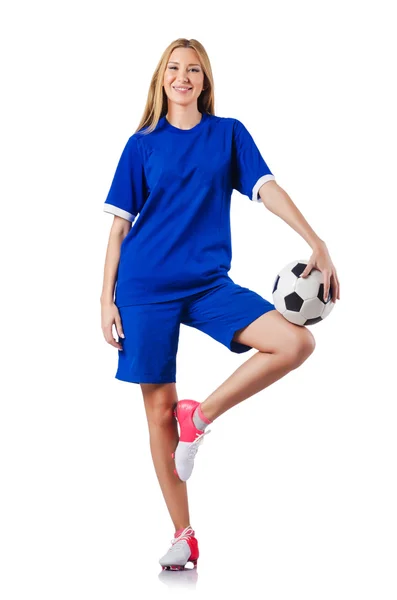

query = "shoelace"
[
  {"left": 187, "top": 429, "right": 211, "bottom": 460},
  {"left": 169, "top": 526, "right": 195, "bottom": 550}
]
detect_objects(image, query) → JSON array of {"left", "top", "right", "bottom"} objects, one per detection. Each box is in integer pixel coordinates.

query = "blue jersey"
[{"left": 103, "top": 112, "right": 275, "bottom": 306}]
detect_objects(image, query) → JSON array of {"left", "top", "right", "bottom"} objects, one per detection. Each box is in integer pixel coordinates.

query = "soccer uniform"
[{"left": 104, "top": 112, "right": 277, "bottom": 383}]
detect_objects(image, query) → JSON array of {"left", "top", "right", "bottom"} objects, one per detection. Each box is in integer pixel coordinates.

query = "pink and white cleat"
[
  {"left": 159, "top": 526, "right": 199, "bottom": 570},
  {"left": 171, "top": 399, "right": 211, "bottom": 482}
]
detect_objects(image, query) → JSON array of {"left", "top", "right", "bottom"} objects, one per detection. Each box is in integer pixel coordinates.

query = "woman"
[{"left": 100, "top": 37, "right": 340, "bottom": 571}]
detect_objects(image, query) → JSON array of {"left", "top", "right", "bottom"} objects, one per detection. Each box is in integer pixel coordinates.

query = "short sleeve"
[
  {"left": 232, "top": 119, "right": 276, "bottom": 202},
  {"left": 103, "top": 135, "right": 148, "bottom": 223}
]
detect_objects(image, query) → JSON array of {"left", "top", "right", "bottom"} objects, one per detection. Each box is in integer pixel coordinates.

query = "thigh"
[
  {"left": 181, "top": 279, "right": 278, "bottom": 354},
  {"left": 115, "top": 301, "right": 183, "bottom": 384},
  {"left": 233, "top": 308, "right": 315, "bottom": 356}
]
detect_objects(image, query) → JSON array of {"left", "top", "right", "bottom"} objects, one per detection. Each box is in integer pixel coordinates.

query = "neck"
[{"left": 165, "top": 106, "right": 202, "bottom": 130}]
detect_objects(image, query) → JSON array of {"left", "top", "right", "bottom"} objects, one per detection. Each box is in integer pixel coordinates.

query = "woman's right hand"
[{"left": 101, "top": 301, "right": 125, "bottom": 350}]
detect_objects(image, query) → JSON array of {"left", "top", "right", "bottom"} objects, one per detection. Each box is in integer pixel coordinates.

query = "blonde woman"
[{"left": 100, "top": 37, "right": 340, "bottom": 571}]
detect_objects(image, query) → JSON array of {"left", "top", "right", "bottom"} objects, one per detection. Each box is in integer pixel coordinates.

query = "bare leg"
[
  {"left": 200, "top": 310, "right": 316, "bottom": 421},
  {"left": 141, "top": 383, "right": 190, "bottom": 532}
]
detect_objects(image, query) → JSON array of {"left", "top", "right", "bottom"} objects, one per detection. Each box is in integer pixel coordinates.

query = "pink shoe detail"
[
  {"left": 175, "top": 399, "right": 204, "bottom": 443},
  {"left": 197, "top": 404, "right": 212, "bottom": 425},
  {"left": 160, "top": 526, "right": 199, "bottom": 570},
  {"left": 172, "top": 399, "right": 212, "bottom": 482}
]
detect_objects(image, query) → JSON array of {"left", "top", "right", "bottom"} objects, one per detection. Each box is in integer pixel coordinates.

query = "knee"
[
  {"left": 141, "top": 384, "right": 176, "bottom": 429},
  {"left": 286, "top": 328, "right": 316, "bottom": 368},
  {"left": 145, "top": 400, "right": 175, "bottom": 429}
]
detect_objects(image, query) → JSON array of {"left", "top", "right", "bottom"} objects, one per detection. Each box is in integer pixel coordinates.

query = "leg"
[
  {"left": 200, "top": 310, "right": 316, "bottom": 421},
  {"left": 141, "top": 382, "right": 191, "bottom": 532}
]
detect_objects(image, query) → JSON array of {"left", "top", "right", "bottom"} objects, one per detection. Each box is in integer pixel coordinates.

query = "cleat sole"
[{"left": 162, "top": 561, "right": 197, "bottom": 570}]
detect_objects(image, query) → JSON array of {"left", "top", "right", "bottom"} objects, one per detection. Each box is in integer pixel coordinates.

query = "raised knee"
[{"left": 287, "top": 328, "right": 316, "bottom": 368}]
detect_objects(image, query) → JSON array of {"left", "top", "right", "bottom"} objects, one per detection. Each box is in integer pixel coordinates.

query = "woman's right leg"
[{"left": 141, "top": 382, "right": 191, "bottom": 532}]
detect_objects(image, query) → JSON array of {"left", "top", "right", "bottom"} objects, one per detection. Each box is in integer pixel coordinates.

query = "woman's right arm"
[{"left": 100, "top": 216, "right": 131, "bottom": 350}]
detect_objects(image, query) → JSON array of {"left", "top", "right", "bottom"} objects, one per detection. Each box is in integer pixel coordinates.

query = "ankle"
[
  {"left": 197, "top": 402, "right": 213, "bottom": 424},
  {"left": 192, "top": 403, "right": 213, "bottom": 431},
  {"left": 174, "top": 524, "right": 193, "bottom": 536}
]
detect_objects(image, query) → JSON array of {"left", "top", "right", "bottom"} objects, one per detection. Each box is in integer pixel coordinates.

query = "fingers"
[
  {"left": 101, "top": 304, "right": 125, "bottom": 350},
  {"left": 104, "top": 327, "right": 123, "bottom": 350},
  {"left": 330, "top": 273, "right": 336, "bottom": 303},
  {"left": 301, "top": 262, "right": 340, "bottom": 302},
  {"left": 328, "top": 271, "right": 340, "bottom": 303},
  {"left": 115, "top": 316, "right": 125, "bottom": 340},
  {"left": 323, "top": 270, "right": 330, "bottom": 302},
  {"left": 300, "top": 263, "right": 313, "bottom": 278},
  {"left": 334, "top": 271, "right": 341, "bottom": 300},
  {"left": 103, "top": 322, "right": 124, "bottom": 350}
]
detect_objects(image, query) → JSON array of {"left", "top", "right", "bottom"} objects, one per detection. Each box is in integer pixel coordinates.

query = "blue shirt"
[{"left": 103, "top": 112, "right": 276, "bottom": 306}]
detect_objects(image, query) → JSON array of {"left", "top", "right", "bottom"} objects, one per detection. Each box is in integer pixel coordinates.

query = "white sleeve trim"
[
  {"left": 103, "top": 203, "right": 136, "bottom": 222},
  {"left": 252, "top": 174, "right": 276, "bottom": 202}
]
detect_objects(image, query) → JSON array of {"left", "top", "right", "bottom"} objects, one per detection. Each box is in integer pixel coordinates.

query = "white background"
[{"left": 1, "top": 0, "right": 396, "bottom": 597}]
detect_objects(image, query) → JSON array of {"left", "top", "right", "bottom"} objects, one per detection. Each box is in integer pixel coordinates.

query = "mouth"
[{"left": 173, "top": 86, "right": 192, "bottom": 93}]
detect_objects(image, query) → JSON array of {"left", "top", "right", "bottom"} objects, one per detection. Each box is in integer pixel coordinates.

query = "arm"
[
  {"left": 258, "top": 180, "right": 324, "bottom": 250},
  {"left": 259, "top": 180, "right": 340, "bottom": 302},
  {"left": 100, "top": 216, "right": 131, "bottom": 306}
]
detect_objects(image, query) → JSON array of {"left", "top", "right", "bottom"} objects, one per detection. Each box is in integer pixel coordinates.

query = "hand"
[
  {"left": 300, "top": 242, "right": 340, "bottom": 303},
  {"left": 101, "top": 301, "right": 125, "bottom": 350}
]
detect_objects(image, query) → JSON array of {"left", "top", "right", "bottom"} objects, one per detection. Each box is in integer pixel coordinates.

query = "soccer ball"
[{"left": 272, "top": 259, "right": 335, "bottom": 326}]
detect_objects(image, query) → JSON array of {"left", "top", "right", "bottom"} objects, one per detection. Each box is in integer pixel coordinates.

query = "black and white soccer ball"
[{"left": 272, "top": 259, "right": 335, "bottom": 326}]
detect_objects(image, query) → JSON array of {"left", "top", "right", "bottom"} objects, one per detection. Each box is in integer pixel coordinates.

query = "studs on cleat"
[{"left": 162, "top": 561, "right": 197, "bottom": 570}]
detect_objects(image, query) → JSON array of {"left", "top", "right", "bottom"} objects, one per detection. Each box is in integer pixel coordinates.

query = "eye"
[{"left": 168, "top": 66, "right": 200, "bottom": 72}]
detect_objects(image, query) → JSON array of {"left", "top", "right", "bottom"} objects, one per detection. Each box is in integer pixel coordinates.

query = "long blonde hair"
[{"left": 135, "top": 38, "right": 215, "bottom": 135}]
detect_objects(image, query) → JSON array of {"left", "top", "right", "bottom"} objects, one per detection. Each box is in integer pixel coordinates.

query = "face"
[{"left": 163, "top": 47, "right": 205, "bottom": 107}]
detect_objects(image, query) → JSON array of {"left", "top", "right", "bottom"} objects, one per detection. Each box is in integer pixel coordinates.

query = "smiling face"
[{"left": 163, "top": 47, "right": 205, "bottom": 108}]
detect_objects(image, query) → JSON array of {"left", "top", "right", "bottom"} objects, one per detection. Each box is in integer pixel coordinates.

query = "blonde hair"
[{"left": 135, "top": 38, "right": 215, "bottom": 135}]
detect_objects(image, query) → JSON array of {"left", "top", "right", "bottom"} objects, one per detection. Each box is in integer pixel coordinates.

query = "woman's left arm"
[{"left": 259, "top": 181, "right": 340, "bottom": 303}]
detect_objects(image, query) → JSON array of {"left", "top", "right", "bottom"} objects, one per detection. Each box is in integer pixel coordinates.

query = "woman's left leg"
[
  {"left": 199, "top": 310, "right": 316, "bottom": 421},
  {"left": 141, "top": 383, "right": 191, "bottom": 531}
]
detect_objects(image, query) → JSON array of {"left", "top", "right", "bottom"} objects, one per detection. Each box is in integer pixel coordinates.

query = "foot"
[
  {"left": 159, "top": 526, "right": 199, "bottom": 570},
  {"left": 171, "top": 399, "right": 211, "bottom": 482}
]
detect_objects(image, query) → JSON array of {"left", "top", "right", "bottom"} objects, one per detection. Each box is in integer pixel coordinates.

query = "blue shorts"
[{"left": 115, "top": 279, "right": 276, "bottom": 384}]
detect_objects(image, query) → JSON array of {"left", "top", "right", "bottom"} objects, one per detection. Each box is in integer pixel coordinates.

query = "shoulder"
[
  {"left": 122, "top": 132, "right": 147, "bottom": 160},
  {"left": 206, "top": 114, "right": 244, "bottom": 140},
  {"left": 213, "top": 115, "right": 248, "bottom": 136},
  {"left": 126, "top": 118, "right": 167, "bottom": 156},
  {"left": 230, "top": 117, "right": 247, "bottom": 134},
  {"left": 127, "top": 131, "right": 146, "bottom": 145},
  {"left": 208, "top": 113, "right": 239, "bottom": 127}
]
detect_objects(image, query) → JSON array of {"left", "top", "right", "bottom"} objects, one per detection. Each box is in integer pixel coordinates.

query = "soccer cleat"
[
  {"left": 172, "top": 399, "right": 211, "bottom": 482},
  {"left": 159, "top": 526, "right": 199, "bottom": 570}
]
